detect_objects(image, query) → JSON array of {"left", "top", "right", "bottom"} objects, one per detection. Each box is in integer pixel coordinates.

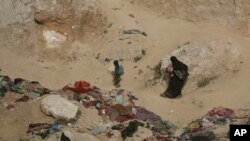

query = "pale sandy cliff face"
[
  {"left": 134, "top": 0, "right": 250, "bottom": 31},
  {"left": 0, "top": 0, "right": 107, "bottom": 60}
]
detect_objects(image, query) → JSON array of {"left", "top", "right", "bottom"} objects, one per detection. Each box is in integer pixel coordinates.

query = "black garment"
[
  {"left": 164, "top": 74, "right": 184, "bottom": 98},
  {"left": 121, "top": 120, "right": 144, "bottom": 140},
  {"left": 61, "top": 132, "right": 71, "bottom": 141},
  {"left": 164, "top": 56, "right": 188, "bottom": 98},
  {"left": 171, "top": 56, "right": 188, "bottom": 73}
]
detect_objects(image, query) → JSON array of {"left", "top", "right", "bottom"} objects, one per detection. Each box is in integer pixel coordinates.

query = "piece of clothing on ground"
[
  {"left": 27, "top": 123, "right": 61, "bottom": 139},
  {"left": 134, "top": 106, "right": 161, "bottom": 122},
  {"left": 151, "top": 120, "right": 176, "bottom": 136},
  {"left": 63, "top": 80, "right": 99, "bottom": 93},
  {"left": 121, "top": 120, "right": 144, "bottom": 140}
]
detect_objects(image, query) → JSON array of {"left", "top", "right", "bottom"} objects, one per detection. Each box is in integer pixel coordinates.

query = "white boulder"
[{"left": 41, "top": 95, "right": 78, "bottom": 120}]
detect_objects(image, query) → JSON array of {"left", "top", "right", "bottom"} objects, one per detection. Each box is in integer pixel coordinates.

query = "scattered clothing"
[
  {"left": 15, "top": 95, "right": 29, "bottom": 102},
  {"left": 115, "top": 115, "right": 135, "bottom": 123},
  {"left": 205, "top": 106, "right": 234, "bottom": 118},
  {"left": 190, "top": 131, "right": 215, "bottom": 141},
  {"left": 63, "top": 81, "right": 98, "bottom": 93},
  {"left": 106, "top": 131, "right": 114, "bottom": 138},
  {"left": 105, "top": 104, "right": 132, "bottom": 121},
  {"left": 151, "top": 120, "right": 176, "bottom": 136},
  {"left": 115, "top": 94, "right": 124, "bottom": 104},
  {"left": 14, "top": 78, "right": 50, "bottom": 96},
  {"left": 181, "top": 107, "right": 234, "bottom": 140},
  {"left": 135, "top": 106, "right": 161, "bottom": 122},
  {"left": 91, "top": 124, "right": 111, "bottom": 135},
  {"left": 0, "top": 75, "right": 17, "bottom": 96},
  {"left": 112, "top": 104, "right": 132, "bottom": 116},
  {"left": 6, "top": 104, "right": 14, "bottom": 111},
  {"left": 143, "top": 136, "right": 172, "bottom": 141},
  {"left": 121, "top": 120, "right": 144, "bottom": 140},
  {"left": 111, "top": 124, "right": 125, "bottom": 131},
  {"left": 27, "top": 123, "right": 50, "bottom": 134},
  {"left": 83, "top": 100, "right": 102, "bottom": 108},
  {"left": 123, "top": 29, "right": 147, "bottom": 36},
  {"left": 127, "top": 93, "right": 138, "bottom": 100},
  {"left": 27, "top": 123, "right": 61, "bottom": 139}
]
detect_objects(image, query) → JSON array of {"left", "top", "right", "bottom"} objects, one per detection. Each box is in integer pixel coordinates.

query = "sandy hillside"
[{"left": 1, "top": 0, "right": 250, "bottom": 141}]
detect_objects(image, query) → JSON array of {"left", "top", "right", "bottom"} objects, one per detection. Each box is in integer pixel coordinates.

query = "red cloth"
[
  {"left": 206, "top": 106, "right": 234, "bottom": 118},
  {"left": 15, "top": 95, "right": 29, "bottom": 102},
  {"left": 83, "top": 100, "right": 101, "bottom": 108},
  {"left": 63, "top": 81, "right": 98, "bottom": 93}
]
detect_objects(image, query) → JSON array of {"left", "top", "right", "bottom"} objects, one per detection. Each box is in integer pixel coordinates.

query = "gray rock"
[
  {"left": 41, "top": 95, "right": 78, "bottom": 120},
  {"left": 161, "top": 39, "right": 241, "bottom": 89}
]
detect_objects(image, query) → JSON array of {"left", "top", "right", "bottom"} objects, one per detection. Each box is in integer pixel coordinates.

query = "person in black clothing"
[{"left": 163, "top": 56, "right": 189, "bottom": 98}]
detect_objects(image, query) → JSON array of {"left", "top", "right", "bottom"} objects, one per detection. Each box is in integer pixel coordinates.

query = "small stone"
[{"left": 129, "top": 14, "right": 135, "bottom": 18}]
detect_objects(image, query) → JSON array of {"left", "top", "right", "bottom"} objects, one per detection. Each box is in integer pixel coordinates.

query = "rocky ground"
[{"left": 1, "top": 0, "right": 250, "bottom": 141}]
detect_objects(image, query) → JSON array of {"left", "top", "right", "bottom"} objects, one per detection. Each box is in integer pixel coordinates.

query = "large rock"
[
  {"left": 161, "top": 39, "right": 241, "bottom": 88},
  {"left": 41, "top": 95, "right": 78, "bottom": 120}
]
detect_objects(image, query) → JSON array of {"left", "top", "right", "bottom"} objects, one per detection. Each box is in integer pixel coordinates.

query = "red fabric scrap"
[
  {"left": 83, "top": 100, "right": 101, "bottom": 108},
  {"left": 206, "top": 106, "right": 234, "bottom": 118},
  {"left": 63, "top": 81, "right": 99, "bottom": 93},
  {"left": 106, "top": 132, "right": 114, "bottom": 138},
  {"left": 15, "top": 95, "right": 29, "bottom": 102},
  {"left": 6, "top": 104, "right": 14, "bottom": 110}
]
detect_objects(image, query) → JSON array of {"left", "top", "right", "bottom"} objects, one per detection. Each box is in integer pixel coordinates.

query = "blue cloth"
[{"left": 115, "top": 65, "right": 124, "bottom": 75}]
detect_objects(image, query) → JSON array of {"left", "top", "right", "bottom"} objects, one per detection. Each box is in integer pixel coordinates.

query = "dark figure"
[
  {"left": 113, "top": 60, "right": 124, "bottom": 87},
  {"left": 163, "top": 56, "right": 189, "bottom": 98}
]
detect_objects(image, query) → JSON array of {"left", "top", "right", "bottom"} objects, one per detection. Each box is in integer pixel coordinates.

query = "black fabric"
[
  {"left": 14, "top": 78, "right": 25, "bottom": 85},
  {"left": 170, "top": 56, "right": 188, "bottom": 73},
  {"left": 61, "top": 132, "right": 71, "bottom": 141},
  {"left": 121, "top": 120, "right": 144, "bottom": 140},
  {"left": 164, "top": 56, "right": 189, "bottom": 98},
  {"left": 164, "top": 75, "right": 184, "bottom": 98}
]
